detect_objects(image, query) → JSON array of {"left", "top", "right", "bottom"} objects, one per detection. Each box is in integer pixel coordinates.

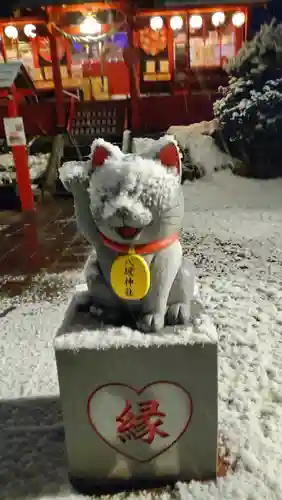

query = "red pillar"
[
  {"left": 124, "top": 4, "right": 140, "bottom": 133},
  {"left": 31, "top": 38, "right": 40, "bottom": 68},
  {"left": 65, "top": 38, "right": 72, "bottom": 77},
  {"left": 167, "top": 24, "right": 174, "bottom": 79},
  {"left": 7, "top": 85, "right": 34, "bottom": 212},
  {"left": 1, "top": 28, "right": 7, "bottom": 62},
  {"left": 49, "top": 28, "right": 65, "bottom": 129}
]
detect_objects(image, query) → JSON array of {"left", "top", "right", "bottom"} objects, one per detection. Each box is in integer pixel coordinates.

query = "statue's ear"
[
  {"left": 156, "top": 141, "right": 181, "bottom": 177},
  {"left": 92, "top": 145, "right": 110, "bottom": 169},
  {"left": 91, "top": 139, "right": 123, "bottom": 170}
]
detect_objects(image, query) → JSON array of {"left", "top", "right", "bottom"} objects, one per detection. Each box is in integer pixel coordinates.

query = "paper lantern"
[
  {"left": 80, "top": 16, "right": 102, "bottom": 35},
  {"left": 4, "top": 26, "right": 18, "bottom": 40},
  {"left": 189, "top": 15, "right": 203, "bottom": 30},
  {"left": 211, "top": 12, "right": 225, "bottom": 28},
  {"left": 24, "top": 24, "right": 37, "bottom": 39},
  {"left": 150, "top": 16, "right": 163, "bottom": 31},
  {"left": 170, "top": 16, "right": 183, "bottom": 31},
  {"left": 232, "top": 12, "right": 246, "bottom": 28}
]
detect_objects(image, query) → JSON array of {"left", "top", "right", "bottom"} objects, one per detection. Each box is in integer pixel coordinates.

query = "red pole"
[
  {"left": 7, "top": 85, "right": 34, "bottom": 212},
  {"left": 31, "top": 37, "right": 40, "bottom": 68},
  {"left": 49, "top": 28, "right": 65, "bottom": 129},
  {"left": 1, "top": 28, "right": 7, "bottom": 62},
  {"left": 167, "top": 24, "right": 174, "bottom": 80},
  {"left": 65, "top": 38, "right": 72, "bottom": 77},
  {"left": 125, "top": 4, "right": 140, "bottom": 133}
]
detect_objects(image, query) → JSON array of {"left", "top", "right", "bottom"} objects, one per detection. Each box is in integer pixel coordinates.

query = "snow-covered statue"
[{"left": 59, "top": 136, "right": 195, "bottom": 333}]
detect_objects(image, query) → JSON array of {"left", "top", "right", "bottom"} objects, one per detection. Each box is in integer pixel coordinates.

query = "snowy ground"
[{"left": 1, "top": 170, "right": 282, "bottom": 499}]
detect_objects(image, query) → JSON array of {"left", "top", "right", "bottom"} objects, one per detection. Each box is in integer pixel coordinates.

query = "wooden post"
[
  {"left": 7, "top": 85, "right": 34, "bottom": 212},
  {"left": 49, "top": 27, "right": 65, "bottom": 129}
]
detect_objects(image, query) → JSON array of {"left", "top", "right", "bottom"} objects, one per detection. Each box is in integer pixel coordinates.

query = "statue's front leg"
[
  {"left": 84, "top": 253, "right": 122, "bottom": 323},
  {"left": 166, "top": 258, "right": 196, "bottom": 325},
  {"left": 137, "top": 241, "right": 182, "bottom": 333}
]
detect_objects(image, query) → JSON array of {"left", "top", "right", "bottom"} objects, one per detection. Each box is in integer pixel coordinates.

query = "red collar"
[{"left": 99, "top": 231, "right": 179, "bottom": 255}]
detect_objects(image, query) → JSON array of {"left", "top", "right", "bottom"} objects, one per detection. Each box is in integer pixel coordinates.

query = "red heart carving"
[{"left": 87, "top": 381, "right": 193, "bottom": 463}]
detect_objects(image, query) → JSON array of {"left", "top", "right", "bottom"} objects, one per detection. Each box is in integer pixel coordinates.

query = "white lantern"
[
  {"left": 189, "top": 15, "right": 203, "bottom": 30},
  {"left": 211, "top": 11, "right": 225, "bottom": 27},
  {"left": 24, "top": 24, "right": 37, "bottom": 39},
  {"left": 4, "top": 26, "right": 18, "bottom": 40},
  {"left": 232, "top": 11, "right": 246, "bottom": 28},
  {"left": 80, "top": 16, "right": 102, "bottom": 35},
  {"left": 170, "top": 15, "right": 183, "bottom": 31},
  {"left": 150, "top": 16, "right": 163, "bottom": 31}
]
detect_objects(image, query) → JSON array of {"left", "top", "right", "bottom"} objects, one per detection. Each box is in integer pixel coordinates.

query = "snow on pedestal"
[{"left": 54, "top": 292, "right": 218, "bottom": 494}]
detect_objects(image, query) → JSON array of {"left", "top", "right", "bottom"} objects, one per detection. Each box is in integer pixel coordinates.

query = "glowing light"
[
  {"left": 150, "top": 16, "right": 163, "bottom": 31},
  {"left": 211, "top": 12, "right": 225, "bottom": 27},
  {"left": 189, "top": 15, "right": 203, "bottom": 30},
  {"left": 4, "top": 26, "right": 18, "bottom": 40},
  {"left": 170, "top": 16, "right": 183, "bottom": 31},
  {"left": 24, "top": 24, "right": 36, "bottom": 39},
  {"left": 232, "top": 11, "right": 246, "bottom": 28},
  {"left": 80, "top": 16, "right": 102, "bottom": 35}
]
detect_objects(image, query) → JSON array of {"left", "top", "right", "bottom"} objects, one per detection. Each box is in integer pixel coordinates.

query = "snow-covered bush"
[
  {"left": 214, "top": 20, "right": 282, "bottom": 178},
  {"left": 225, "top": 20, "right": 282, "bottom": 81},
  {"left": 0, "top": 153, "right": 50, "bottom": 185}
]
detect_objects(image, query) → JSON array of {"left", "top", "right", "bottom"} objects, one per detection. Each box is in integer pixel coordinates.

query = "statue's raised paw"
[
  {"left": 59, "top": 160, "right": 91, "bottom": 192},
  {"left": 137, "top": 313, "right": 165, "bottom": 333},
  {"left": 166, "top": 303, "right": 190, "bottom": 326}
]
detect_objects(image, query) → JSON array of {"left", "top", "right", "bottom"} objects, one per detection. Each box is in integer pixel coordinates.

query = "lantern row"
[
  {"left": 3, "top": 11, "right": 245, "bottom": 40},
  {"left": 4, "top": 16, "right": 103, "bottom": 39},
  {"left": 150, "top": 11, "right": 246, "bottom": 31},
  {"left": 4, "top": 24, "right": 37, "bottom": 39}
]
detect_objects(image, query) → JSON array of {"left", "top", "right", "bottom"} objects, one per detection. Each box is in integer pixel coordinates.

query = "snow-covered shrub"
[
  {"left": 225, "top": 20, "right": 282, "bottom": 81},
  {"left": 0, "top": 152, "right": 50, "bottom": 185},
  {"left": 214, "top": 20, "right": 282, "bottom": 178},
  {"left": 171, "top": 132, "right": 235, "bottom": 182}
]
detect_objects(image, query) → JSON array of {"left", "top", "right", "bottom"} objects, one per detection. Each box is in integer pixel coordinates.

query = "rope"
[{"left": 51, "top": 22, "right": 125, "bottom": 44}]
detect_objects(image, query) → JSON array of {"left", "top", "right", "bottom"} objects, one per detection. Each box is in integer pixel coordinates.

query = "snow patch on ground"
[
  {"left": 167, "top": 131, "right": 234, "bottom": 177},
  {"left": 1, "top": 171, "right": 282, "bottom": 499}
]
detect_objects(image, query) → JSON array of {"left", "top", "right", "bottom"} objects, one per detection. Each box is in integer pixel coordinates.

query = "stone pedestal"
[{"left": 54, "top": 292, "right": 218, "bottom": 494}]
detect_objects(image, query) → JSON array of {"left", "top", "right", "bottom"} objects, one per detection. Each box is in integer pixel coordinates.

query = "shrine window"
[
  {"left": 189, "top": 12, "right": 237, "bottom": 68},
  {"left": 3, "top": 29, "right": 35, "bottom": 71},
  {"left": 71, "top": 31, "right": 128, "bottom": 64},
  {"left": 174, "top": 19, "right": 188, "bottom": 71},
  {"left": 103, "top": 32, "right": 128, "bottom": 62}
]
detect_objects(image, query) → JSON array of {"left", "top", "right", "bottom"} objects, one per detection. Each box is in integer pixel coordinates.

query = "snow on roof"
[{"left": 0, "top": 61, "right": 36, "bottom": 91}]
